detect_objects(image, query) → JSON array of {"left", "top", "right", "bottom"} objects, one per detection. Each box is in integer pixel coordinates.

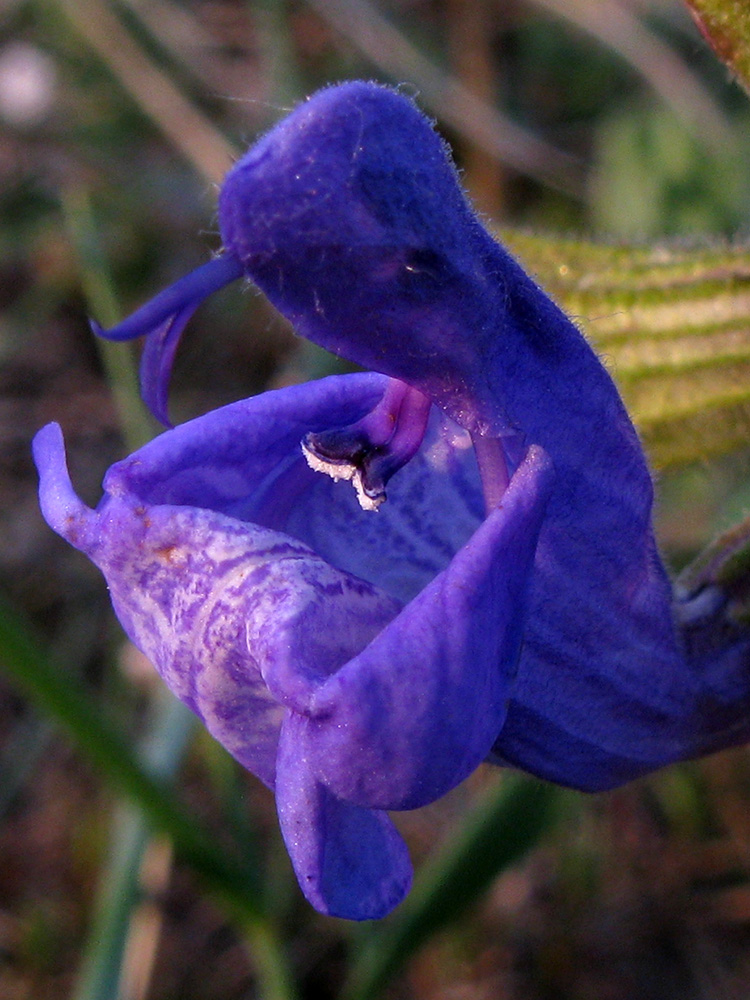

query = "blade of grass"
[
  {"left": 343, "top": 773, "right": 559, "bottom": 1000},
  {"left": 73, "top": 688, "right": 195, "bottom": 1000},
  {"left": 53, "top": 0, "right": 236, "bottom": 185},
  {"left": 117, "top": 834, "right": 173, "bottom": 1000},
  {"left": 0, "top": 599, "right": 299, "bottom": 999},
  {"left": 75, "top": 809, "right": 155, "bottom": 1000},
  {"left": 72, "top": 687, "right": 194, "bottom": 1000},
  {"left": 0, "top": 598, "right": 259, "bottom": 918},
  {"left": 61, "top": 186, "right": 157, "bottom": 452}
]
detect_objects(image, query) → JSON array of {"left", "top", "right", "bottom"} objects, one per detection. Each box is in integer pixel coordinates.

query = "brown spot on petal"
[{"left": 155, "top": 544, "right": 180, "bottom": 563}]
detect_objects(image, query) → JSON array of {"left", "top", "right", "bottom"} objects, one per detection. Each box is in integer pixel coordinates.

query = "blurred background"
[{"left": 4, "top": 1, "right": 750, "bottom": 998}]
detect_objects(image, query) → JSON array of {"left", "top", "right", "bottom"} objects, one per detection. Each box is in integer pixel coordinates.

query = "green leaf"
[
  {"left": 343, "top": 774, "right": 560, "bottom": 1000},
  {"left": 503, "top": 230, "right": 750, "bottom": 467},
  {"left": 72, "top": 688, "right": 194, "bottom": 1000},
  {"left": 682, "top": 0, "right": 750, "bottom": 95}
]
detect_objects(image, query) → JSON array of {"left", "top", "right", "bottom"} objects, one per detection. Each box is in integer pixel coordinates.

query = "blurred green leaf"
[
  {"left": 344, "top": 774, "right": 559, "bottom": 1000},
  {"left": 683, "top": 0, "right": 750, "bottom": 94},
  {"left": 0, "top": 598, "right": 264, "bottom": 919},
  {"left": 504, "top": 230, "right": 750, "bottom": 467},
  {"left": 589, "top": 104, "right": 750, "bottom": 238},
  {"left": 54, "top": 0, "right": 236, "bottom": 184},
  {"left": 72, "top": 687, "right": 194, "bottom": 1000}
]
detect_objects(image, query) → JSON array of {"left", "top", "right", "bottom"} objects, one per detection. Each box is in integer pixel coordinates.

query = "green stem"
[{"left": 72, "top": 688, "right": 194, "bottom": 1000}]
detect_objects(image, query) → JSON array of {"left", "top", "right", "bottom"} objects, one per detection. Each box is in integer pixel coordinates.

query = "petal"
[
  {"left": 276, "top": 711, "right": 411, "bottom": 920},
  {"left": 109, "top": 373, "right": 485, "bottom": 605},
  {"left": 139, "top": 302, "right": 201, "bottom": 427},
  {"left": 105, "top": 372, "right": 389, "bottom": 518},
  {"left": 246, "top": 556, "right": 401, "bottom": 713},
  {"left": 33, "top": 422, "right": 99, "bottom": 551},
  {"left": 267, "top": 445, "right": 553, "bottom": 811},
  {"left": 37, "top": 421, "right": 384, "bottom": 787},
  {"left": 491, "top": 550, "right": 693, "bottom": 791}
]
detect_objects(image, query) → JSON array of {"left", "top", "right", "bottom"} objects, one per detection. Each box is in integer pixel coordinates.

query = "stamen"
[
  {"left": 91, "top": 252, "right": 245, "bottom": 426},
  {"left": 91, "top": 253, "right": 244, "bottom": 343},
  {"left": 303, "top": 380, "right": 431, "bottom": 511},
  {"left": 470, "top": 433, "right": 510, "bottom": 513}
]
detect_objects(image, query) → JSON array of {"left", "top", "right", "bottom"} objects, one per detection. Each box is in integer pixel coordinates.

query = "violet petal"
[
  {"left": 139, "top": 302, "right": 200, "bottom": 427},
  {"left": 34, "top": 420, "right": 396, "bottom": 788},
  {"left": 276, "top": 711, "right": 411, "bottom": 920}
]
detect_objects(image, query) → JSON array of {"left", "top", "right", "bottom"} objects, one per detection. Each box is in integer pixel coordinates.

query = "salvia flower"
[{"left": 34, "top": 82, "right": 750, "bottom": 920}]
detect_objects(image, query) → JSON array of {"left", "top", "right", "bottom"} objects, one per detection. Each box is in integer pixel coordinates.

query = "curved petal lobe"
[
  {"left": 276, "top": 711, "right": 411, "bottom": 921},
  {"left": 139, "top": 302, "right": 201, "bottom": 427}
]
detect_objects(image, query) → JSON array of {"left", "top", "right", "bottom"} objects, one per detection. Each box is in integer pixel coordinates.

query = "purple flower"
[{"left": 33, "top": 82, "right": 750, "bottom": 919}]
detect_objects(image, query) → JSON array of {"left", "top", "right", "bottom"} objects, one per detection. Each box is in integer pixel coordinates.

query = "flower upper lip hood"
[
  {"left": 35, "top": 81, "right": 750, "bottom": 919},
  {"left": 217, "top": 81, "right": 495, "bottom": 426}
]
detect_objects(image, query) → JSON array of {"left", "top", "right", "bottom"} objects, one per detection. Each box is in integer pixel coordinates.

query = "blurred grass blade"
[
  {"left": 529, "top": 0, "right": 733, "bottom": 149},
  {"left": 343, "top": 774, "right": 558, "bottom": 1000},
  {"left": 62, "top": 185, "right": 157, "bottom": 452},
  {"left": 73, "top": 688, "right": 194, "bottom": 1000},
  {"left": 306, "top": 0, "right": 583, "bottom": 197},
  {"left": 683, "top": 0, "right": 750, "bottom": 95},
  {"left": 0, "top": 597, "right": 265, "bottom": 924},
  {"left": 54, "top": 0, "right": 236, "bottom": 184},
  {"left": 504, "top": 230, "right": 750, "bottom": 468},
  {"left": 74, "top": 811, "right": 153, "bottom": 1000}
]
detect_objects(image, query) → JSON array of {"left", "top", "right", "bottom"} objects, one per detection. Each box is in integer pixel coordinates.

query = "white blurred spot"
[{"left": 0, "top": 42, "right": 56, "bottom": 126}]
